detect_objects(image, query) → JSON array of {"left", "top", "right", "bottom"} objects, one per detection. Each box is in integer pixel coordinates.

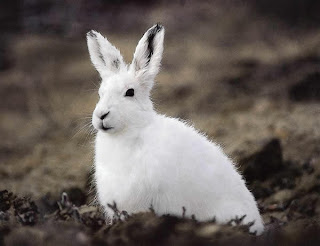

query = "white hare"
[{"left": 87, "top": 24, "right": 264, "bottom": 235}]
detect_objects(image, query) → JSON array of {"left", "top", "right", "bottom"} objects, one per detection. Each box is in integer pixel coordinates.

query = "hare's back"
[
  {"left": 144, "top": 115, "right": 236, "bottom": 174},
  {"left": 142, "top": 115, "right": 251, "bottom": 205}
]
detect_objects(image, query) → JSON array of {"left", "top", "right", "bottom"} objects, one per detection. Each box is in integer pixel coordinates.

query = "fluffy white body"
[{"left": 87, "top": 24, "right": 264, "bottom": 235}]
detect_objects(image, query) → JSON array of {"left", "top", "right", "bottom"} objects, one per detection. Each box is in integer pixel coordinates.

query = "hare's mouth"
[
  {"left": 98, "top": 121, "right": 113, "bottom": 131},
  {"left": 101, "top": 126, "right": 113, "bottom": 131}
]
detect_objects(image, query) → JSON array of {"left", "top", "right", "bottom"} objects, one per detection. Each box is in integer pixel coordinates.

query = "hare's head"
[{"left": 87, "top": 24, "right": 164, "bottom": 134}]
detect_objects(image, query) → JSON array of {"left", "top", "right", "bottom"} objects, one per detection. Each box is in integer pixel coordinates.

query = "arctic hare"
[{"left": 87, "top": 24, "right": 264, "bottom": 234}]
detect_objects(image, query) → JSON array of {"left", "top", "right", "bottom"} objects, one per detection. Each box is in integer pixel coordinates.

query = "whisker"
[{"left": 91, "top": 80, "right": 100, "bottom": 90}]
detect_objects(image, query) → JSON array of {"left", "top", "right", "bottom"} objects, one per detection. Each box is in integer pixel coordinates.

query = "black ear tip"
[
  {"left": 155, "top": 23, "right": 164, "bottom": 31},
  {"left": 87, "top": 30, "right": 97, "bottom": 38}
]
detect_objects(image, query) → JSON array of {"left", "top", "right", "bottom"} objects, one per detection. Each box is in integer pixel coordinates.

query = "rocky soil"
[{"left": 1, "top": 147, "right": 320, "bottom": 246}]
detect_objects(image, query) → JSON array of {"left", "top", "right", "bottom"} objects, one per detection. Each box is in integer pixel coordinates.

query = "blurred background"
[{"left": 0, "top": 0, "right": 320, "bottom": 224}]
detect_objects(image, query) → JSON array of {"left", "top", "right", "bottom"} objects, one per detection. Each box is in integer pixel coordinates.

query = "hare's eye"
[{"left": 125, "top": 88, "right": 134, "bottom": 97}]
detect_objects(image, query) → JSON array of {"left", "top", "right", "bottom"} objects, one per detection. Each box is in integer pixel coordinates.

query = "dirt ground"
[{"left": 0, "top": 1, "right": 320, "bottom": 245}]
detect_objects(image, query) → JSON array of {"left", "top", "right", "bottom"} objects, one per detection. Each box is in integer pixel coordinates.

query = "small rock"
[
  {"left": 196, "top": 224, "right": 220, "bottom": 237},
  {"left": 302, "top": 160, "right": 315, "bottom": 174},
  {"left": 264, "top": 203, "right": 286, "bottom": 212},
  {"left": 0, "top": 190, "right": 14, "bottom": 212},
  {"left": 0, "top": 211, "right": 9, "bottom": 221},
  {"left": 289, "top": 72, "right": 320, "bottom": 101},
  {"left": 240, "top": 138, "right": 283, "bottom": 183},
  {"left": 251, "top": 184, "right": 273, "bottom": 199}
]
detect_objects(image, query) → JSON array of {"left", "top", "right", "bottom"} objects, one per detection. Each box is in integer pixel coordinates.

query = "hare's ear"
[
  {"left": 87, "top": 30, "right": 125, "bottom": 77},
  {"left": 130, "top": 24, "right": 164, "bottom": 89}
]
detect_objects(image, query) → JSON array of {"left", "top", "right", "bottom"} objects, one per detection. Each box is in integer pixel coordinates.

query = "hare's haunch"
[{"left": 87, "top": 24, "right": 264, "bottom": 235}]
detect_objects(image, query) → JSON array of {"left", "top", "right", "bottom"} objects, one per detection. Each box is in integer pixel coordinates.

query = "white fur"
[{"left": 87, "top": 24, "right": 264, "bottom": 235}]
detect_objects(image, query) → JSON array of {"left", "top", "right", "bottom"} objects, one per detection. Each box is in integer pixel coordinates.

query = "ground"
[{"left": 0, "top": 1, "right": 320, "bottom": 245}]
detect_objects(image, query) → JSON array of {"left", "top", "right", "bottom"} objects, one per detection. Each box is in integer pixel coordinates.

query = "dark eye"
[{"left": 125, "top": 88, "right": 134, "bottom": 97}]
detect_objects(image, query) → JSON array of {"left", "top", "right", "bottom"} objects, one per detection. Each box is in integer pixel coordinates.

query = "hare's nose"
[{"left": 100, "top": 111, "right": 110, "bottom": 120}]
